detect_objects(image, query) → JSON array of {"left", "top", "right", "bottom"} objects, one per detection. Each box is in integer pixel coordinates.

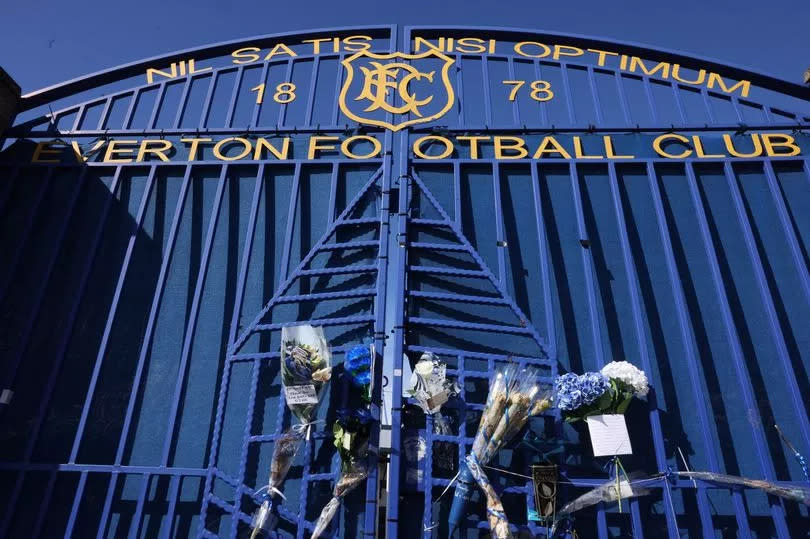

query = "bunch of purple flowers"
[{"left": 554, "top": 372, "right": 610, "bottom": 420}]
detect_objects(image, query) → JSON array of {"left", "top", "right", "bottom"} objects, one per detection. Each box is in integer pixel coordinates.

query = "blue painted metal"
[{"left": 1, "top": 24, "right": 809, "bottom": 539}]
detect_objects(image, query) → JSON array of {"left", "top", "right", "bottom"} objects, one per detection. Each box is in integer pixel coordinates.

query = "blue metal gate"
[{"left": 1, "top": 25, "right": 809, "bottom": 538}]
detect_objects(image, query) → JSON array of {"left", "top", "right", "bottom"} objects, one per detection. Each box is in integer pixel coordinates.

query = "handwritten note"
[
  {"left": 586, "top": 414, "right": 633, "bottom": 456},
  {"left": 284, "top": 384, "right": 318, "bottom": 405}
]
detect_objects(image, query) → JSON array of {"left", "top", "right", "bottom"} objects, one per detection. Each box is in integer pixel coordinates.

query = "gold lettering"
[
  {"left": 587, "top": 48, "right": 619, "bottom": 67},
  {"left": 253, "top": 137, "right": 290, "bottom": 160},
  {"left": 494, "top": 136, "right": 528, "bottom": 159},
  {"left": 603, "top": 136, "right": 634, "bottom": 159},
  {"left": 692, "top": 136, "right": 723, "bottom": 158},
  {"left": 343, "top": 35, "right": 372, "bottom": 52},
  {"left": 213, "top": 137, "right": 252, "bottom": 161},
  {"left": 532, "top": 136, "right": 571, "bottom": 159},
  {"left": 264, "top": 43, "right": 297, "bottom": 61},
  {"left": 553, "top": 45, "right": 584, "bottom": 60},
  {"left": 671, "top": 64, "right": 707, "bottom": 85},
  {"left": 652, "top": 134, "right": 692, "bottom": 158},
  {"left": 308, "top": 136, "right": 339, "bottom": 159},
  {"left": 722, "top": 134, "right": 763, "bottom": 158},
  {"left": 761, "top": 133, "right": 801, "bottom": 157},
  {"left": 629, "top": 57, "right": 670, "bottom": 78},
  {"left": 304, "top": 38, "right": 331, "bottom": 54},
  {"left": 457, "top": 136, "right": 490, "bottom": 159},
  {"left": 181, "top": 137, "right": 212, "bottom": 161},
  {"left": 573, "top": 137, "right": 603, "bottom": 159},
  {"left": 71, "top": 140, "right": 107, "bottom": 163},
  {"left": 514, "top": 41, "right": 551, "bottom": 58},
  {"left": 413, "top": 37, "right": 444, "bottom": 52},
  {"left": 231, "top": 47, "right": 261, "bottom": 64},
  {"left": 413, "top": 136, "right": 453, "bottom": 159},
  {"left": 707, "top": 73, "right": 751, "bottom": 97},
  {"left": 341, "top": 135, "right": 382, "bottom": 159},
  {"left": 31, "top": 141, "right": 62, "bottom": 163},
  {"left": 103, "top": 140, "right": 138, "bottom": 163},
  {"left": 136, "top": 140, "right": 173, "bottom": 162},
  {"left": 456, "top": 37, "right": 487, "bottom": 54},
  {"left": 146, "top": 64, "right": 177, "bottom": 84}
]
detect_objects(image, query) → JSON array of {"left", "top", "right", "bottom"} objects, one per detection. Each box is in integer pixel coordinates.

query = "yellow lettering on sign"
[
  {"left": 308, "top": 136, "right": 339, "bottom": 159},
  {"left": 761, "top": 133, "right": 801, "bottom": 156},
  {"left": 413, "top": 37, "right": 445, "bottom": 52},
  {"left": 603, "top": 136, "right": 634, "bottom": 159},
  {"left": 722, "top": 134, "right": 763, "bottom": 158},
  {"left": 692, "top": 136, "right": 723, "bottom": 158},
  {"left": 652, "top": 134, "right": 692, "bottom": 159},
  {"left": 413, "top": 136, "right": 453, "bottom": 159},
  {"left": 573, "top": 137, "right": 603, "bottom": 159},
  {"left": 514, "top": 41, "right": 551, "bottom": 58},
  {"left": 213, "top": 137, "right": 252, "bottom": 161},
  {"left": 31, "top": 141, "right": 62, "bottom": 163},
  {"left": 264, "top": 43, "right": 297, "bottom": 61},
  {"left": 304, "top": 38, "right": 332, "bottom": 54},
  {"left": 532, "top": 136, "right": 571, "bottom": 159},
  {"left": 146, "top": 59, "right": 210, "bottom": 83},
  {"left": 71, "top": 140, "right": 107, "bottom": 163},
  {"left": 456, "top": 37, "right": 487, "bottom": 54},
  {"left": 587, "top": 48, "right": 619, "bottom": 67},
  {"left": 343, "top": 35, "right": 373, "bottom": 52},
  {"left": 671, "top": 65, "right": 707, "bottom": 85},
  {"left": 232, "top": 47, "right": 261, "bottom": 64},
  {"left": 707, "top": 73, "right": 751, "bottom": 98},
  {"left": 629, "top": 57, "right": 671, "bottom": 78},
  {"left": 341, "top": 136, "right": 382, "bottom": 159},
  {"left": 137, "top": 140, "right": 173, "bottom": 162},
  {"left": 181, "top": 137, "right": 212, "bottom": 161},
  {"left": 494, "top": 136, "right": 528, "bottom": 159},
  {"left": 553, "top": 45, "right": 584, "bottom": 60},
  {"left": 103, "top": 140, "right": 138, "bottom": 163},
  {"left": 253, "top": 137, "right": 290, "bottom": 160},
  {"left": 457, "top": 136, "right": 490, "bottom": 159}
]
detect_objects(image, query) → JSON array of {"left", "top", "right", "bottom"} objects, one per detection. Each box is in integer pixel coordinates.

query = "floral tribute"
[{"left": 554, "top": 361, "right": 649, "bottom": 422}]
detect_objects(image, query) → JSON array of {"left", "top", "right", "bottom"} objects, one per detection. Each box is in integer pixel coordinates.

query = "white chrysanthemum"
[{"left": 600, "top": 361, "right": 649, "bottom": 397}]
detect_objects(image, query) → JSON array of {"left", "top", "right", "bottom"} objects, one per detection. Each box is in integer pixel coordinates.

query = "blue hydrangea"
[
  {"left": 554, "top": 371, "right": 609, "bottom": 411},
  {"left": 345, "top": 345, "right": 371, "bottom": 388}
]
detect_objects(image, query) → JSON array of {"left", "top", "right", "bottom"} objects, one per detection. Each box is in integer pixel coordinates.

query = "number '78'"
[{"left": 502, "top": 80, "right": 554, "bottom": 102}]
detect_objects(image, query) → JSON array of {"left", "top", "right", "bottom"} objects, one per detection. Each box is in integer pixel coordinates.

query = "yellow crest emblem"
[{"left": 339, "top": 50, "right": 456, "bottom": 131}]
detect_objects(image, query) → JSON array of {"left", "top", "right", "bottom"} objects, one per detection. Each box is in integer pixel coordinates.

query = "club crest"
[{"left": 339, "top": 50, "right": 456, "bottom": 131}]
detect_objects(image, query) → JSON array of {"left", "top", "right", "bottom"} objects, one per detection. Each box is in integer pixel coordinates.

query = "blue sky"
[{"left": 2, "top": 0, "right": 808, "bottom": 93}]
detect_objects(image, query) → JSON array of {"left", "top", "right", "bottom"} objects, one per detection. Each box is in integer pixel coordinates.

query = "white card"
[
  {"left": 284, "top": 384, "right": 318, "bottom": 405},
  {"left": 586, "top": 414, "right": 633, "bottom": 456}
]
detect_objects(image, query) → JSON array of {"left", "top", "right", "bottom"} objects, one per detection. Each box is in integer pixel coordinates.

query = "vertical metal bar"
[
  {"left": 699, "top": 89, "right": 717, "bottom": 125},
  {"left": 63, "top": 471, "right": 88, "bottom": 539},
  {"left": 148, "top": 82, "right": 168, "bottom": 129},
  {"left": 160, "top": 165, "right": 230, "bottom": 465},
  {"left": 586, "top": 67, "right": 605, "bottom": 125},
  {"left": 71, "top": 105, "right": 87, "bottom": 132},
  {"left": 278, "top": 61, "right": 294, "bottom": 126},
  {"left": 530, "top": 164, "right": 557, "bottom": 358},
  {"left": 533, "top": 61, "right": 549, "bottom": 126},
  {"left": 327, "top": 162, "right": 339, "bottom": 225},
  {"left": 761, "top": 160, "right": 810, "bottom": 305},
  {"left": 453, "top": 161, "right": 461, "bottom": 225},
  {"left": 304, "top": 57, "right": 320, "bottom": 126},
  {"left": 481, "top": 56, "right": 493, "bottom": 126},
  {"left": 31, "top": 470, "right": 58, "bottom": 538},
  {"left": 172, "top": 77, "right": 194, "bottom": 129},
  {"left": 225, "top": 66, "right": 245, "bottom": 128},
  {"left": 723, "top": 161, "right": 810, "bottom": 458},
  {"left": 97, "top": 97, "right": 114, "bottom": 130},
  {"left": 96, "top": 472, "right": 120, "bottom": 537},
  {"left": 332, "top": 53, "right": 346, "bottom": 125},
  {"left": 251, "top": 64, "right": 270, "bottom": 127},
  {"left": 506, "top": 58, "right": 520, "bottom": 125},
  {"left": 491, "top": 162, "right": 506, "bottom": 286},
  {"left": 645, "top": 161, "right": 726, "bottom": 537},
  {"left": 278, "top": 162, "right": 302, "bottom": 281},
  {"left": 229, "top": 359, "right": 260, "bottom": 538},
  {"left": 568, "top": 163, "right": 605, "bottom": 367},
  {"left": 615, "top": 74, "right": 633, "bottom": 126},
  {"left": 68, "top": 166, "right": 157, "bottom": 463},
  {"left": 199, "top": 73, "right": 218, "bottom": 129},
  {"left": 670, "top": 83, "right": 687, "bottom": 124},
  {"left": 607, "top": 162, "right": 678, "bottom": 538},
  {"left": 122, "top": 89, "right": 142, "bottom": 129},
  {"left": 127, "top": 474, "right": 151, "bottom": 538},
  {"left": 641, "top": 78, "right": 658, "bottom": 125},
  {"left": 455, "top": 53, "right": 465, "bottom": 126},
  {"left": 684, "top": 161, "right": 784, "bottom": 537},
  {"left": 159, "top": 476, "right": 182, "bottom": 539},
  {"left": 559, "top": 64, "right": 577, "bottom": 125}
]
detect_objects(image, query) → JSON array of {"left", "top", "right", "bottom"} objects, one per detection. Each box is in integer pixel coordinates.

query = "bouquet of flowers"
[
  {"left": 406, "top": 351, "right": 459, "bottom": 435},
  {"left": 311, "top": 408, "right": 374, "bottom": 538},
  {"left": 250, "top": 325, "right": 332, "bottom": 538},
  {"left": 344, "top": 344, "right": 373, "bottom": 403},
  {"left": 448, "top": 365, "right": 552, "bottom": 538},
  {"left": 554, "top": 361, "right": 649, "bottom": 423},
  {"left": 675, "top": 471, "right": 810, "bottom": 505}
]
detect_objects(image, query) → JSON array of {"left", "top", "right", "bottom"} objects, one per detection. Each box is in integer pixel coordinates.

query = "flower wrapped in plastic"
[
  {"left": 345, "top": 344, "right": 373, "bottom": 402},
  {"left": 675, "top": 470, "right": 810, "bottom": 506},
  {"left": 311, "top": 408, "right": 374, "bottom": 539},
  {"left": 250, "top": 325, "right": 332, "bottom": 538},
  {"left": 406, "top": 351, "right": 460, "bottom": 435},
  {"left": 447, "top": 365, "right": 552, "bottom": 537},
  {"left": 554, "top": 361, "right": 649, "bottom": 422}
]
